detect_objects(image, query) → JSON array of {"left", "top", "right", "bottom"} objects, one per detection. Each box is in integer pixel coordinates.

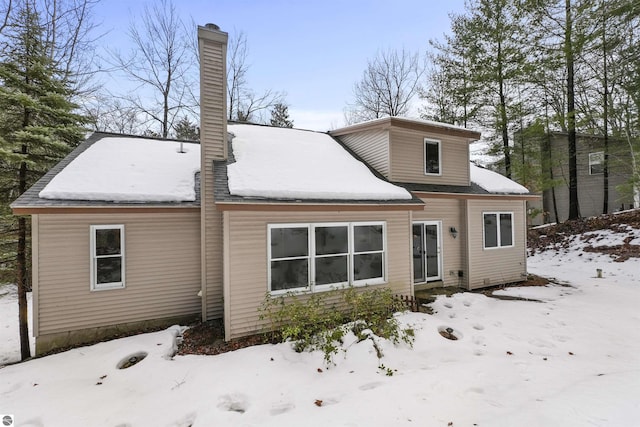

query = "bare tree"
[
  {"left": 346, "top": 48, "right": 422, "bottom": 123},
  {"left": 226, "top": 30, "right": 283, "bottom": 123},
  {"left": 84, "top": 95, "right": 144, "bottom": 135},
  {"left": 110, "top": 0, "right": 196, "bottom": 138},
  {"left": 0, "top": 0, "right": 11, "bottom": 36}
]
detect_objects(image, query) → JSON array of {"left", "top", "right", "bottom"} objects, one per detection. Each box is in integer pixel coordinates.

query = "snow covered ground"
[
  {"left": 0, "top": 227, "right": 639, "bottom": 426},
  {"left": 0, "top": 285, "right": 33, "bottom": 366}
]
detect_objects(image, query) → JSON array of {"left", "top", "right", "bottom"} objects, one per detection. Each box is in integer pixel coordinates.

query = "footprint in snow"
[
  {"left": 472, "top": 335, "right": 485, "bottom": 345},
  {"left": 443, "top": 302, "right": 453, "bottom": 309},
  {"left": 218, "top": 393, "right": 249, "bottom": 414},
  {"left": 359, "top": 382, "right": 383, "bottom": 391},
  {"left": 270, "top": 402, "right": 295, "bottom": 416},
  {"left": 472, "top": 324, "right": 485, "bottom": 331},
  {"left": 170, "top": 412, "right": 196, "bottom": 427}
]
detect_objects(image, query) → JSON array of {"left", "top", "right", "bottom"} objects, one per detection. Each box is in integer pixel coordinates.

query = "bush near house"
[{"left": 259, "top": 286, "right": 415, "bottom": 366}]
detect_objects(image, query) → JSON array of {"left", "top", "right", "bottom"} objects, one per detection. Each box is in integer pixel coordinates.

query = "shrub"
[{"left": 259, "top": 286, "right": 415, "bottom": 367}]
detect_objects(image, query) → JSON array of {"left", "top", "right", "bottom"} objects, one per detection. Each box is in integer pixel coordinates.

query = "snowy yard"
[{"left": 1, "top": 226, "right": 639, "bottom": 426}]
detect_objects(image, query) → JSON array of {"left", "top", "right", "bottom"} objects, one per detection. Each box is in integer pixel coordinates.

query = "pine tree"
[
  {"left": 174, "top": 115, "right": 200, "bottom": 140},
  {"left": 269, "top": 103, "right": 294, "bottom": 128},
  {"left": 467, "top": 0, "right": 532, "bottom": 179},
  {"left": 422, "top": 14, "right": 480, "bottom": 127},
  {"left": 0, "top": 3, "right": 86, "bottom": 360}
]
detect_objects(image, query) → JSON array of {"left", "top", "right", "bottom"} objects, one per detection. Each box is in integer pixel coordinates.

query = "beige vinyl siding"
[
  {"left": 35, "top": 212, "right": 201, "bottom": 336},
  {"left": 204, "top": 206, "right": 224, "bottom": 320},
  {"left": 389, "top": 128, "right": 470, "bottom": 186},
  {"left": 413, "top": 198, "right": 467, "bottom": 287},
  {"left": 198, "top": 26, "right": 227, "bottom": 321},
  {"left": 198, "top": 27, "right": 228, "bottom": 161},
  {"left": 224, "top": 210, "right": 412, "bottom": 339},
  {"left": 336, "top": 129, "right": 390, "bottom": 177},
  {"left": 466, "top": 199, "right": 527, "bottom": 289}
]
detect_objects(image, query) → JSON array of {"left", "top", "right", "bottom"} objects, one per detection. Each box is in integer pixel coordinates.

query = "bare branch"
[{"left": 347, "top": 48, "right": 423, "bottom": 122}]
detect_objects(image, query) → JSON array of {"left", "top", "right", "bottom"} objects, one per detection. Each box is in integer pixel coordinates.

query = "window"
[
  {"left": 314, "top": 225, "right": 349, "bottom": 288},
  {"left": 424, "top": 139, "right": 441, "bottom": 175},
  {"left": 269, "top": 226, "right": 309, "bottom": 292},
  {"left": 589, "top": 151, "right": 604, "bottom": 175},
  {"left": 268, "top": 222, "right": 386, "bottom": 294},
  {"left": 90, "top": 225, "right": 125, "bottom": 290},
  {"left": 352, "top": 223, "right": 384, "bottom": 283},
  {"left": 483, "top": 213, "right": 514, "bottom": 249}
]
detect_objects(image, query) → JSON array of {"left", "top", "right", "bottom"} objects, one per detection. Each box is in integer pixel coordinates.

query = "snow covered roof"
[
  {"left": 38, "top": 135, "right": 200, "bottom": 202},
  {"left": 470, "top": 163, "right": 529, "bottom": 194},
  {"left": 13, "top": 125, "right": 528, "bottom": 212},
  {"left": 226, "top": 124, "right": 413, "bottom": 201}
]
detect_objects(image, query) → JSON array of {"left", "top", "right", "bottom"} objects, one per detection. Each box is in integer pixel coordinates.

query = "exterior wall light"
[{"left": 449, "top": 226, "right": 458, "bottom": 239}]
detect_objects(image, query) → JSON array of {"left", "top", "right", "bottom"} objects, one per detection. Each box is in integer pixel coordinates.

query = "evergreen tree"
[
  {"left": 269, "top": 103, "right": 294, "bottom": 128},
  {"left": 466, "top": 0, "right": 532, "bottom": 179},
  {"left": 173, "top": 115, "right": 200, "bottom": 140},
  {"left": 0, "top": 3, "right": 86, "bottom": 360},
  {"left": 422, "top": 14, "right": 480, "bottom": 127}
]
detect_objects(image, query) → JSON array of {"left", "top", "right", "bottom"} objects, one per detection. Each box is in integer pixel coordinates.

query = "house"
[
  {"left": 11, "top": 24, "right": 538, "bottom": 355},
  {"left": 540, "top": 132, "right": 638, "bottom": 224}
]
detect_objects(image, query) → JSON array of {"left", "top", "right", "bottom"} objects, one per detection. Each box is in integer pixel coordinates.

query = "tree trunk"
[
  {"left": 17, "top": 155, "right": 31, "bottom": 360},
  {"left": 601, "top": 1, "right": 609, "bottom": 214},
  {"left": 566, "top": 0, "right": 580, "bottom": 220}
]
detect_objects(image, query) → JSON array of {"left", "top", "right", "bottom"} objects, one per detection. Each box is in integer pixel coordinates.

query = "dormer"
[{"left": 330, "top": 117, "right": 480, "bottom": 186}]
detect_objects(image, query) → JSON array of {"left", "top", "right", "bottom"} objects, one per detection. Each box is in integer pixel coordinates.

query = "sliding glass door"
[{"left": 412, "top": 221, "right": 442, "bottom": 283}]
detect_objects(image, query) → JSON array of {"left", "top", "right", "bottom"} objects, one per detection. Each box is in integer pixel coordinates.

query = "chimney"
[
  {"left": 198, "top": 23, "right": 228, "bottom": 160},
  {"left": 197, "top": 24, "right": 227, "bottom": 326}
]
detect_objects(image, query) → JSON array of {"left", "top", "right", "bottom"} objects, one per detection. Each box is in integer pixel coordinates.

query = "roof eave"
[
  {"left": 412, "top": 191, "right": 540, "bottom": 200},
  {"left": 330, "top": 117, "right": 481, "bottom": 141},
  {"left": 214, "top": 200, "right": 425, "bottom": 211}
]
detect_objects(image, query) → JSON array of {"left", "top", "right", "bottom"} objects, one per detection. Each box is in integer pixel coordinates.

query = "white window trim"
[
  {"left": 351, "top": 221, "right": 387, "bottom": 287},
  {"left": 267, "top": 223, "right": 311, "bottom": 295},
  {"left": 267, "top": 221, "right": 387, "bottom": 295},
  {"left": 589, "top": 151, "right": 604, "bottom": 175},
  {"left": 312, "top": 222, "right": 350, "bottom": 292},
  {"left": 482, "top": 212, "right": 515, "bottom": 250},
  {"left": 424, "top": 138, "right": 442, "bottom": 176},
  {"left": 90, "top": 224, "right": 125, "bottom": 291}
]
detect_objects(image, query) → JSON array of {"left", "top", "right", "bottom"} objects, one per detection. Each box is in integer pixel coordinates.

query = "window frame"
[
  {"left": 312, "top": 222, "right": 351, "bottom": 292},
  {"left": 267, "top": 223, "right": 311, "bottom": 294},
  {"left": 424, "top": 138, "right": 442, "bottom": 176},
  {"left": 267, "top": 221, "right": 387, "bottom": 295},
  {"left": 589, "top": 151, "right": 604, "bottom": 175},
  {"left": 351, "top": 221, "right": 387, "bottom": 286},
  {"left": 482, "top": 212, "right": 515, "bottom": 250},
  {"left": 90, "top": 224, "right": 125, "bottom": 291}
]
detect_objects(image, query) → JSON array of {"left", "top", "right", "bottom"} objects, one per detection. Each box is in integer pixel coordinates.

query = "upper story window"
[
  {"left": 589, "top": 151, "right": 604, "bottom": 175},
  {"left": 90, "top": 225, "right": 125, "bottom": 291},
  {"left": 424, "top": 138, "right": 441, "bottom": 175},
  {"left": 483, "top": 213, "right": 514, "bottom": 249},
  {"left": 268, "top": 222, "right": 386, "bottom": 294}
]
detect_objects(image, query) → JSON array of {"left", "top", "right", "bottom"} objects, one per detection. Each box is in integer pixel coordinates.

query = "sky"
[{"left": 92, "top": 0, "right": 467, "bottom": 131}]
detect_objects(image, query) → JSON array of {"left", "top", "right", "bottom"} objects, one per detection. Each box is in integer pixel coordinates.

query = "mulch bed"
[{"left": 177, "top": 320, "right": 279, "bottom": 356}]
